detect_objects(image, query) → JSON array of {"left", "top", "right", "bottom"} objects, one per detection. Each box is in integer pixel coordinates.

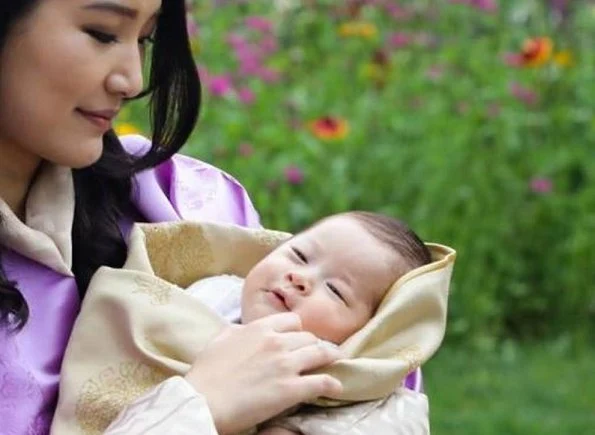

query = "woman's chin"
[{"left": 55, "top": 139, "right": 104, "bottom": 169}]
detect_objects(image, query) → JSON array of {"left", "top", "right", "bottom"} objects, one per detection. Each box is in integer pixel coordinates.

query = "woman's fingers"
[
  {"left": 273, "top": 331, "right": 319, "bottom": 351},
  {"left": 251, "top": 311, "right": 303, "bottom": 332},
  {"left": 184, "top": 317, "right": 344, "bottom": 434},
  {"left": 290, "top": 341, "right": 344, "bottom": 374},
  {"left": 291, "top": 373, "right": 343, "bottom": 402}
]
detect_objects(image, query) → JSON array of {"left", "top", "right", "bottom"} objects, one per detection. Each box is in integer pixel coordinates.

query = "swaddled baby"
[{"left": 186, "top": 211, "right": 432, "bottom": 434}]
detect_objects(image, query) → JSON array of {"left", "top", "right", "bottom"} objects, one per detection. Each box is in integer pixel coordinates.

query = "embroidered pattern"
[
  {"left": 0, "top": 359, "right": 47, "bottom": 435},
  {"left": 144, "top": 224, "right": 214, "bottom": 287},
  {"left": 133, "top": 275, "right": 173, "bottom": 305},
  {"left": 250, "top": 228, "right": 291, "bottom": 248},
  {"left": 76, "top": 362, "right": 168, "bottom": 434}
]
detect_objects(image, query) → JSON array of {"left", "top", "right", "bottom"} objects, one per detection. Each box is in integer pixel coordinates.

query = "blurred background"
[{"left": 121, "top": 1, "right": 595, "bottom": 432}]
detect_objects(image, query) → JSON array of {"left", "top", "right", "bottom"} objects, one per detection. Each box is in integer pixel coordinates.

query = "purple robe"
[{"left": 0, "top": 135, "right": 422, "bottom": 434}]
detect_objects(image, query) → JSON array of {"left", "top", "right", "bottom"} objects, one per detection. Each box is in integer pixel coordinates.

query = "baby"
[{"left": 186, "top": 211, "right": 432, "bottom": 433}]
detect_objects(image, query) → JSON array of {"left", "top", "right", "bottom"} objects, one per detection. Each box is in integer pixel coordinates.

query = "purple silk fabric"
[{"left": 0, "top": 135, "right": 422, "bottom": 434}]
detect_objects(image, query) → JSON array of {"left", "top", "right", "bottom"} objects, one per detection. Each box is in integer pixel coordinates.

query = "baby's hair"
[{"left": 345, "top": 211, "right": 432, "bottom": 275}]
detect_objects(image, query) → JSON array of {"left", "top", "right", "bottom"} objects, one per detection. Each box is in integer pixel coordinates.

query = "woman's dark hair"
[
  {"left": 0, "top": 0, "right": 200, "bottom": 330},
  {"left": 346, "top": 211, "right": 433, "bottom": 277}
]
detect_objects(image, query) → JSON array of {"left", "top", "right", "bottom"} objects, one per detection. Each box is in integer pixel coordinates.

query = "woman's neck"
[{"left": 0, "top": 139, "right": 43, "bottom": 220}]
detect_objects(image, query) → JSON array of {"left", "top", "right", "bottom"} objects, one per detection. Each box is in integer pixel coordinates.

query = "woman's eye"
[
  {"left": 292, "top": 247, "right": 308, "bottom": 263},
  {"left": 85, "top": 29, "right": 118, "bottom": 44},
  {"left": 327, "top": 283, "right": 346, "bottom": 303}
]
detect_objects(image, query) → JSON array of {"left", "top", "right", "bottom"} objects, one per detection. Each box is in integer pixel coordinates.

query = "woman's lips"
[{"left": 76, "top": 109, "right": 115, "bottom": 132}]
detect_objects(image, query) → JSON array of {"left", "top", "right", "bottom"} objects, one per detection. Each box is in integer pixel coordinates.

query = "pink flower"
[
  {"left": 284, "top": 165, "right": 304, "bottom": 185},
  {"left": 260, "top": 36, "right": 279, "bottom": 55},
  {"left": 186, "top": 14, "right": 199, "bottom": 37},
  {"left": 530, "top": 177, "right": 553, "bottom": 194},
  {"left": 226, "top": 32, "right": 248, "bottom": 50},
  {"left": 245, "top": 16, "right": 274, "bottom": 34},
  {"left": 385, "top": 4, "right": 414, "bottom": 20},
  {"left": 257, "top": 67, "right": 281, "bottom": 83},
  {"left": 197, "top": 65, "right": 209, "bottom": 83},
  {"left": 426, "top": 64, "right": 445, "bottom": 81},
  {"left": 472, "top": 0, "right": 498, "bottom": 12},
  {"left": 237, "top": 87, "right": 256, "bottom": 105},
  {"left": 509, "top": 81, "right": 538, "bottom": 106},
  {"left": 387, "top": 32, "right": 412, "bottom": 49},
  {"left": 238, "top": 142, "right": 254, "bottom": 157},
  {"left": 502, "top": 53, "right": 523, "bottom": 67},
  {"left": 208, "top": 74, "right": 233, "bottom": 97}
]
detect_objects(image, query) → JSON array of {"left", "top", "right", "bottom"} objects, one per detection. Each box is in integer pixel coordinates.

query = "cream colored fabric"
[
  {"left": 53, "top": 220, "right": 455, "bottom": 434},
  {"left": 104, "top": 376, "right": 219, "bottom": 435},
  {"left": 0, "top": 162, "right": 74, "bottom": 275},
  {"left": 264, "top": 387, "right": 429, "bottom": 435}
]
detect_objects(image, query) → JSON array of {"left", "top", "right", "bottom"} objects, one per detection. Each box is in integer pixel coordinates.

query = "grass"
[{"left": 424, "top": 343, "right": 595, "bottom": 434}]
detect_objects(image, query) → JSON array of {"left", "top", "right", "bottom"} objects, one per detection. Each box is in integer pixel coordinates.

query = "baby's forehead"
[{"left": 303, "top": 217, "right": 401, "bottom": 292}]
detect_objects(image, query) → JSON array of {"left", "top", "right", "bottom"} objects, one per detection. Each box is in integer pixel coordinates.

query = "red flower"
[{"left": 308, "top": 116, "right": 349, "bottom": 140}]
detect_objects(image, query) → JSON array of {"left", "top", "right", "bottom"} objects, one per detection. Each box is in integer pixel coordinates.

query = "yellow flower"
[
  {"left": 190, "top": 39, "right": 201, "bottom": 56},
  {"left": 361, "top": 63, "right": 384, "bottom": 81},
  {"left": 360, "top": 50, "right": 392, "bottom": 89},
  {"left": 553, "top": 50, "right": 573, "bottom": 67},
  {"left": 114, "top": 122, "right": 142, "bottom": 136},
  {"left": 338, "top": 21, "right": 377, "bottom": 39}
]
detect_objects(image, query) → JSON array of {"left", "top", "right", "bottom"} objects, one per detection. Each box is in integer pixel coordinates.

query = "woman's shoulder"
[
  {"left": 118, "top": 134, "right": 235, "bottom": 178},
  {"left": 119, "top": 135, "right": 261, "bottom": 227}
]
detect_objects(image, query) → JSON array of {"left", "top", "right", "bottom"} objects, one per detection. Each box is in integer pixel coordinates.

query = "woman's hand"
[{"left": 184, "top": 312, "right": 343, "bottom": 435}]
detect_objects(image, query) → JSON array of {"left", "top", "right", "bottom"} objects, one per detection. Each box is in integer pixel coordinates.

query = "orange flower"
[
  {"left": 309, "top": 116, "right": 349, "bottom": 140},
  {"left": 520, "top": 37, "right": 553, "bottom": 67}
]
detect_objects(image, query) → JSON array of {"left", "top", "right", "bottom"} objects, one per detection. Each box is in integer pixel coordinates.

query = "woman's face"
[{"left": 0, "top": 0, "right": 161, "bottom": 169}]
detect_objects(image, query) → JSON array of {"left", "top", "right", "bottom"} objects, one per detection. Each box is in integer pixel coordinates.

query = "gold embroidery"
[
  {"left": 76, "top": 362, "right": 168, "bottom": 434},
  {"left": 250, "top": 229, "right": 291, "bottom": 248},
  {"left": 133, "top": 275, "right": 173, "bottom": 305},
  {"left": 144, "top": 224, "right": 214, "bottom": 287}
]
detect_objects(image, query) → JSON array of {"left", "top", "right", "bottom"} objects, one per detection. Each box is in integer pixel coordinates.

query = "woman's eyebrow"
[
  {"left": 83, "top": 2, "right": 138, "bottom": 19},
  {"left": 83, "top": 2, "right": 160, "bottom": 20}
]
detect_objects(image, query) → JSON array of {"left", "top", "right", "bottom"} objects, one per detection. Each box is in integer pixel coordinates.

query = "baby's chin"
[{"left": 239, "top": 304, "right": 266, "bottom": 324}]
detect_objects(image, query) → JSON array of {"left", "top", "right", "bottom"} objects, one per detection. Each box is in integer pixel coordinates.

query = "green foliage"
[
  {"left": 425, "top": 342, "right": 595, "bottom": 434},
  {"left": 125, "top": 1, "right": 595, "bottom": 346}
]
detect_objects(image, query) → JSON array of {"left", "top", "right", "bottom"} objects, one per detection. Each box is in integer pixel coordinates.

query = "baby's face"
[{"left": 241, "top": 215, "right": 400, "bottom": 344}]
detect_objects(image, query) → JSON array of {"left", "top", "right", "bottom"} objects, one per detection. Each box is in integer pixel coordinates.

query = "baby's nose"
[{"left": 287, "top": 272, "right": 311, "bottom": 293}]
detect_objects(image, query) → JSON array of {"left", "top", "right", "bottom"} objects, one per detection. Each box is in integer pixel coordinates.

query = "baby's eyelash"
[
  {"left": 327, "top": 283, "right": 346, "bottom": 303},
  {"left": 292, "top": 247, "right": 308, "bottom": 263}
]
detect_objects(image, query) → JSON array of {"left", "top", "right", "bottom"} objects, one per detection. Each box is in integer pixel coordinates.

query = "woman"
[{"left": 0, "top": 1, "right": 427, "bottom": 434}]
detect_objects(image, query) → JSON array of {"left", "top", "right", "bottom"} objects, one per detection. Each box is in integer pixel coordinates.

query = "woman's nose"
[
  {"left": 287, "top": 272, "right": 312, "bottom": 294},
  {"left": 105, "top": 48, "right": 144, "bottom": 99}
]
